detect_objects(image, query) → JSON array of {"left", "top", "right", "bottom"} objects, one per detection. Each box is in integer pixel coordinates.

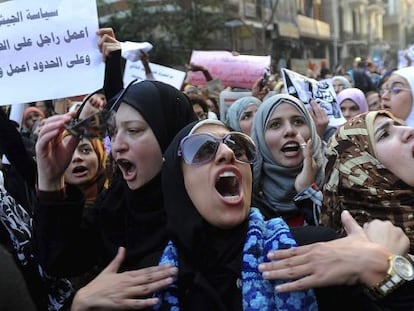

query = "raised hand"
[
  {"left": 294, "top": 137, "right": 316, "bottom": 192},
  {"left": 77, "top": 93, "right": 106, "bottom": 120},
  {"left": 251, "top": 76, "right": 270, "bottom": 101},
  {"left": 96, "top": 28, "right": 121, "bottom": 61},
  {"left": 35, "top": 112, "right": 78, "bottom": 191},
  {"left": 308, "top": 100, "right": 329, "bottom": 139}
]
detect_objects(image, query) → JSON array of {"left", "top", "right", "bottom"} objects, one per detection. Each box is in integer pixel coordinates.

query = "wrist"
[
  {"left": 367, "top": 254, "right": 414, "bottom": 299},
  {"left": 295, "top": 182, "right": 317, "bottom": 194},
  {"left": 37, "top": 177, "right": 65, "bottom": 192},
  {"left": 359, "top": 245, "right": 392, "bottom": 287},
  {"left": 71, "top": 289, "right": 90, "bottom": 311}
]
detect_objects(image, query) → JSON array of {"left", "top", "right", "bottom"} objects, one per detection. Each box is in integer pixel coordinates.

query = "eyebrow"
[
  {"left": 242, "top": 111, "right": 253, "bottom": 116},
  {"left": 374, "top": 119, "right": 391, "bottom": 137},
  {"left": 78, "top": 142, "right": 92, "bottom": 148},
  {"left": 119, "top": 120, "right": 146, "bottom": 126},
  {"left": 385, "top": 81, "right": 405, "bottom": 88}
]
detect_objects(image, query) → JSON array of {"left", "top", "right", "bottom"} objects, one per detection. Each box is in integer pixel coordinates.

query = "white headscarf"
[{"left": 393, "top": 66, "right": 414, "bottom": 127}]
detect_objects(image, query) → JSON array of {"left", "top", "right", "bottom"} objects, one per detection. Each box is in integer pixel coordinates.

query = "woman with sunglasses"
[
  {"left": 34, "top": 80, "right": 197, "bottom": 310},
  {"left": 380, "top": 66, "right": 414, "bottom": 127},
  {"left": 250, "top": 94, "right": 326, "bottom": 226},
  {"left": 155, "top": 118, "right": 317, "bottom": 310}
]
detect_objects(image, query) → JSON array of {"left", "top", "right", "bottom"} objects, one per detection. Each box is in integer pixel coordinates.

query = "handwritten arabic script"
[
  {"left": 0, "top": 8, "right": 59, "bottom": 28},
  {"left": 0, "top": 54, "right": 92, "bottom": 79},
  {"left": 1, "top": 26, "right": 89, "bottom": 52},
  {"left": 0, "top": 0, "right": 104, "bottom": 105},
  {"left": 0, "top": 25, "right": 92, "bottom": 79}
]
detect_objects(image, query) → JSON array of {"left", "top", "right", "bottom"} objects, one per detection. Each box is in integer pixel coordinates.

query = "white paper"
[
  {"left": 123, "top": 60, "right": 186, "bottom": 90},
  {"left": 120, "top": 41, "right": 153, "bottom": 62},
  {"left": 0, "top": 0, "right": 104, "bottom": 105},
  {"left": 282, "top": 68, "right": 346, "bottom": 127}
]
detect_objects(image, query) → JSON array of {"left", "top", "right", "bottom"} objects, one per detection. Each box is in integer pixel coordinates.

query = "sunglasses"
[
  {"left": 65, "top": 79, "right": 138, "bottom": 139},
  {"left": 178, "top": 132, "right": 256, "bottom": 166}
]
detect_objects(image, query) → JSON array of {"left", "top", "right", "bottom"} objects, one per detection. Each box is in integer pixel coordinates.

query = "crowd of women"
[{"left": 1, "top": 27, "right": 414, "bottom": 310}]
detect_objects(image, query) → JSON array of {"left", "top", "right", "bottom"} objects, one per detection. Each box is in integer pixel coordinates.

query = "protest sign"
[
  {"left": 123, "top": 60, "right": 186, "bottom": 90},
  {"left": 189, "top": 50, "right": 270, "bottom": 89},
  {"left": 0, "top": 0, "right": 104, "bottom": 105},
  {"left": 282, "top": 68, "right": 346, "bottom": 127}
]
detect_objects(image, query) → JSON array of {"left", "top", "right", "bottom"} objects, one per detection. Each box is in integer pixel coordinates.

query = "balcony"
[
  {"left": 383, "top": 14, "right": 403, "bottom": 26},
  {"left": 367, "top": 1, "right": 385, "bottom": 14},
  {"left": 341, "top": 31, "right": 368, "bottom": 45},
  {"left": 347, "top": 0, "right": 369, "bottom": 9},
  {"left": 297, "top": 15, "right": 331, "bottom": 40}
]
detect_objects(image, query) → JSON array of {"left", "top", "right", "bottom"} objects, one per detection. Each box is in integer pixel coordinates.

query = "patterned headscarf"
[
  {"left": 225, "top": 96, "right": 262, "bottom": 132},
  {"left": 251, "top": 94, "right": 325, "bottom": 212},
  {"left": 321, "top": 110, "right": 414, "bottom": 250}
]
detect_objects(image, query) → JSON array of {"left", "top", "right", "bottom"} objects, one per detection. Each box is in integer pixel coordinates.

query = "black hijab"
[
  {"left": 113, "top": 80, "right": 197, "bottom": 153},
  {"left": 97, "top": 81, "right": 197, "bottom": 270},
  {"left": 162, "top": 121, "right": 248, "bottom": 310}
]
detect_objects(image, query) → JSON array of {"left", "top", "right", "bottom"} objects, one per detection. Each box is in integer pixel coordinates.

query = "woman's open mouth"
[
  {"left": 72, "top": 165, "right": 88, "bottom": 177},
  {"left": 215, "top": 171, "right": 241, "bottom": 202}
]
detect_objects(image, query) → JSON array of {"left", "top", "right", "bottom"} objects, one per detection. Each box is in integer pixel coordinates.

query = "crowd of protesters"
[{"left": 1, "top": 26, "right": 414, "bottom": 311}]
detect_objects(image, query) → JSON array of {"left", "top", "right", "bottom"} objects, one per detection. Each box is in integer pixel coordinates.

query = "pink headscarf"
[{"left": 336, "top": 87, "right": 368, "bottom": 113}]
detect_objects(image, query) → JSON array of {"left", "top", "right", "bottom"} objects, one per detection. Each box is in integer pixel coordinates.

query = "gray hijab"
[
  {"left": 251, "top": 94, "right": 326, "bottom": 212},
  {"left": 225, "top": 96, "right": 262, "bottom": 132}
]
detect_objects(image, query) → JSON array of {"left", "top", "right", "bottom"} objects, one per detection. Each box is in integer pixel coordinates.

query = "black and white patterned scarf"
[{"left": 0, "top": 171, "right": 73, "bottom": 310}]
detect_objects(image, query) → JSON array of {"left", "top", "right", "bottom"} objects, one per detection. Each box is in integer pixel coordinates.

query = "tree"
[
  {"left": 99, "top": 0, "right": 229, "bottom": 67},
  {"left": 258, "top": 0, "right": 280, "bottom": 54}
]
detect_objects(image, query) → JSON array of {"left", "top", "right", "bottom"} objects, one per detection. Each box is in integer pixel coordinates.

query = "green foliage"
[{"left": 99, "top": 0, "right": 228, "bottom": 67}]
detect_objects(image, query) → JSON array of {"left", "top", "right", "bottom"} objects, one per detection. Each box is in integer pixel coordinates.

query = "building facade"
[
  {"left": 322, "top": 0, "right": 414, "bottom": 69},
  {"left": 98, "top": 0, "right": 414, "bottom": 71},
  {"left": 225, "top": 0, "right": 332, "bottom": 74}
]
